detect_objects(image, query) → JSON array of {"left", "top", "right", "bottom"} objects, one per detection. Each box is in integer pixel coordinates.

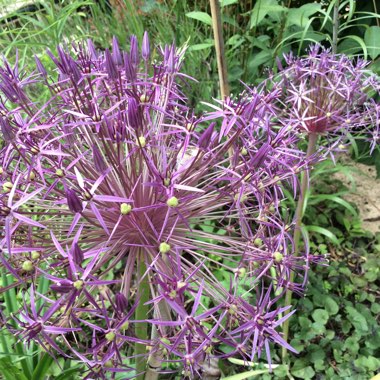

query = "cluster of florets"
[
  {"left": 1, "top": 37, "right": 366, "bottom": 379},
  {"left": 275, "top": 44, "right": 379, "bottom": 145}
]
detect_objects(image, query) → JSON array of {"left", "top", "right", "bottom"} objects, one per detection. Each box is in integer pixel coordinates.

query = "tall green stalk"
[
  {"left": 135, "top": 254, "right": 150, "bottom": 380},
  {"left": 332, "top": 0, "right": 340, "bottom": 54},
  {"left": 281, "top": 132, "right": 318, "bottom": 362},
  {"left": 210, "top": 0, "right": 229, "bottom": 99}
]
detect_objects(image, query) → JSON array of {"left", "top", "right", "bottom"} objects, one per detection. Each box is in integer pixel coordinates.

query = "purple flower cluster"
[
  {"left": 1, "top": 37, "right": 372, "bottom": 379},
  {"left": 275, "top": 45, "right": 379, "bottom": 145}
]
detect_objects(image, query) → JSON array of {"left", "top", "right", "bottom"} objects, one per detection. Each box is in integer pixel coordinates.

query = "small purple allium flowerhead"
[
  {"left": 0, "top": 34, "right": 322, "bottom": 377},
  {"left": 275, "top": 45, "right": 379, "bottom": 138}
]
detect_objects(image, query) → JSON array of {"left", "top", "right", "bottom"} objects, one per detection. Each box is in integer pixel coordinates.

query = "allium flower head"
[
  {"left": 276, "top": 45, "right": 379, "bottom": 137},
  {"left": 0, "top": 35, "right": 321, "bottom": 377}
]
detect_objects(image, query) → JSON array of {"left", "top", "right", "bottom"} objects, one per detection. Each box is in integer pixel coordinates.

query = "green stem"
[
  {"left": 332, "top": 0, "right": 340, "bottom": 54},
  {"left": 210, "top": 0, "right": 229, "bottom": 99},
  {"left": 281, "top": 133, "right": 318, "bottom": 363},
  {"left": 135, "top": 253, "right": 150, "bottom": 380}
]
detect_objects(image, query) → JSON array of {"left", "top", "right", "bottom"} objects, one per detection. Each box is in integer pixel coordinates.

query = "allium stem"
[
  {"left": 145, "top": 301, "right": 171, "bottom": 380},
  {"left": 210, "top": 0, "right": 229, "bottom": 99},
  {"left": 281, "top": 132, "right": 318, "bottom": 362},
  {"left": 332, "top": 0, "right": 340, "bottom": 54},
  {"left": 135, "top": 253, "right": 150, "bottom": 380}
]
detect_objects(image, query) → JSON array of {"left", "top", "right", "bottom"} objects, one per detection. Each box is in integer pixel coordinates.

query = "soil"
[{"left": 334, "top": 160, "right": 380, "bottom": 235}]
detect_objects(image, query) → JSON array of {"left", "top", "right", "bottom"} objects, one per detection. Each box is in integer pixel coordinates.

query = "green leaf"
[
  {"left": 221, "top": 0, "right": 238, "bottom": 6},
  {"left": 312, "top": 309, "right": 329, "bottom": 325},
  {"left": 188, "top": 43, "right": 214, "bottom": 51},
  {"left": 364, "top": 26, "right": 380, "bottom": 60},
  {"left": 339, "top": 35, "right": 368, "bottom": 60},
  {"left": 309, "top": 194, "right": 357, "bottom": 216},
  {"left": 291, "top": 359, "right": 316, "bottom": 379},
  {"left": 186, "top": 11, "right": 212, "bottom": 26},
  {"left": 32, "top": 353, "right": 54, "bottom": 380},
  {"left": 346, "top": 306, "right": 368, "bottom": 333},
  {"left": 287, "top": 3, "right": 321, "bottom": 27},
  {"left": 0, "top": 357, "right": 29, "bottom": 380},
  {"left": 354, "top": 356, "right": 380, "bottom": 371},
  {"left": 54, "top": 365, "right": 83, "bottom": 380},
  {"left": 222, "top": 369, "right": 269, "bottom": 380},
  {"left": 249, "top": 0, "right": 287, "bottom": 28},
  {"left": 323, "top": 297, "right": 339, "bottom": 315},
  {"left": 306, "top": 225, "right": 340, "bottom": 245}
]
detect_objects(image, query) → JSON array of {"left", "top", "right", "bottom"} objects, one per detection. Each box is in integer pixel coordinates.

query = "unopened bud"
[
  {"left": 73, "top": 280, "right": 84, "bottom": 290},
  {"left": 273, "top": 251, "right": 283, "bottom": 263},
  {"left": 2, "top": 181, "right": 13, "bottom": 193},
  {"left": 22, "top": 260, "right": 34, "bottom": 271},
  {"left": 56, "top": 168, "right": 65, "bottom": 177},
  {"left": 105, "top": 331, "right": 116, "bottom": 341},
  {"left": 137, "top": 136, "right": 146, "bottom": 148},
  {"left": 159, "top": 242, "right": 171, "bottom": 254},
  {"left": 120, "top": 203, "right": 132, "bottom": 215},
  {"left": 31, "top": 251, "right": 40, "bottom": 260},
  {"left": 167, "top": 196, "right": 179, "bottom": 207}
]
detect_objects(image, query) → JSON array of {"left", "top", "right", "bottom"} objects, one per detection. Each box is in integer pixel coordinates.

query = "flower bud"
[
  {"left": 112, "top": 36, "right": 123, "bottom": 66},
  {"left": 71, "top": 243, "right": 84, "bottom": 266},
  {"left": 167, "top": 196, "right": 179, "bottom": 208},
  {"left": 56, "top": 168, "right": 65, "bottom": 177},
  {"left": 130, "top": 35, "right": 139, "bottom": 66},
  {"left": 66, "top": 189, "right": 83, "bottom": 213},
  {"left": 105, "top": 331, "right": 116, "bottom": 341},
  {"left": 136, "top": 136, "right": 146, "bottom": 148},
  {"left": 142, "top": 31, "right": 150, "bottom": 61},
  {"left": 105, "top": 48, "right": 118, "bottom": 80},
  {"left": 115, "top": 292, "right": 128, "bottom": 313},
  {"left": 159, "top": 242, "right": 171, "bottom": 254},
  {"left": 0, "top": 118, "right": 15, "bottom": 142},
  {"left": 22, "top": 260, "right": 34, "bottom": 271},
  {"left": 73, "top": 280, "right": 84, "bottom": 290},
  {"left": 34, "top": 55, "right": 47, "bottom": 78},
  {"left": 273, "top": 252, "right": 283, "bottom": 263},
  {"left": 93, "top": 145, "right": 107, "bottom": 173},
  {"left": 31, "top": 251, "right": 40, "bottom": 260},
  {"left": 2, "top": 181, "right": 13, "bottom": 193},
  {"left": 120, "top": 203, "right": 132, "bottom": 215},
  {"left": 124, "top": 53, "right": 136, "bottom": 82},
  {"left": 198, "top": 123, "right": 215, "bottom": 150}
]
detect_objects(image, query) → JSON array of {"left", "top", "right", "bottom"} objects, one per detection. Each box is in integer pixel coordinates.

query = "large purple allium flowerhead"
[
  {"left": 275, "top": 45, "right": 379, "bottom": 138},
  {"left": 0, "top": 35, "right": 320, "bottom": 378}
]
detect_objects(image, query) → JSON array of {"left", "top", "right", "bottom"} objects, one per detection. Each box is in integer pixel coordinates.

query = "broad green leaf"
[
  {"left": 221, "top": 0, "right": 238, "bottom": 6},
  {"left": 364, "top": 26, "right": 380, "bottom": 60},
  {"left": 340, "top": 35, "right": 368, "bottom": 59},
  {"left": 287, "top": 3, "right": 321, "bottom": 27},
  {"left": 306, "top": 225, "right": 340, "bottom": 245},
  {"left": 312, "top": 309, "right": 329, "bottom": 325},
  {"left": 0, "top": 358, "right": 29, "bottom": 380},
  {"left": 223, "top": 369, "right": 269, "bottom": 380},
  {"left": 186, "top": 11, "right": 212, "bottom": 26},
  {"left": 54, "top": 365, "right": 83, "bottom": 380},
  {"left": 188, "top": 43, "right": 214, "bottom": 51},
  {"left": 249, "top": 0, "right": 287, "bottom": 28},
  {"left": 309, "top": 194, "right": 357, "bottom": 216},
  {"left": 32, "top": 353, "right": 54, "bottom": 380},
  {"left": 291, "top": 365, "right": 315, "bottom": 379},
  {"left": 323, "top": 297, "right": 339, "bottom": 315},
  {"left": 346, "top": 306, "right": 368, "bottom": 333}
]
